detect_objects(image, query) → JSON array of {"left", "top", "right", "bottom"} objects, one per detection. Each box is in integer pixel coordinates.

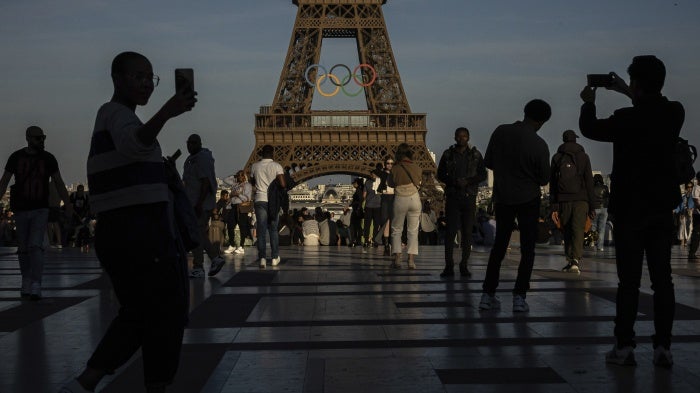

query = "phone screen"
[{"left": 175, "top": 68, "right": 194, "bottom": 93}]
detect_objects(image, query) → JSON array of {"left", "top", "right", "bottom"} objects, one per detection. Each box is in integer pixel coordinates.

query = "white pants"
[{"left": 391, "top": 193, "right": 421, "bottom": 255}]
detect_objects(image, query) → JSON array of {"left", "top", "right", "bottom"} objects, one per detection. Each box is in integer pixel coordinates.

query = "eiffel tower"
[{"left": 244, "top": 0, "right": 440, "bottom": 201}]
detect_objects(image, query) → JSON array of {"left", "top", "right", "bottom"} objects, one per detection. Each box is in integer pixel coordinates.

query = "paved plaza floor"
[{"left": 1, "top": 241, "right": 699, "bottom": 392}]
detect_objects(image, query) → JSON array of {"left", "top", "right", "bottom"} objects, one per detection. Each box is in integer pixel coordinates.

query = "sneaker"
[
  {"left": 562, "top": 260, "right": 580, "bottom": 274},
  {"left": 605, "top": 345, "right": 636, "bottom": 366},
  {"left": 459, "top": 262, "right": 472, "bottom": 278},
  {"left": 478, "top": 293, "right": 501, "bottom": 310},
  {"left": 259, "top": 258, "right": 267, "bottom": 269},
  {"left": 208, "top": 256, "right": 225, "bottom": 276},
  {"left": 597, "top": 246, "right": 604, "bottom": 251},
  {"left": 58, "top": 378, "right": 91, "bottom": 393},
  {"left": 271, "top": 256, "right": 281, "bottom": 266},
  {"left": 189, "top": 267, "right": 205, "bottom": 278},
  {"left": 512, "top": 295, "right": 529, "bottom": 312},
  {"left": 439, "top": 268, "right": 454, "bottom": 278},
  {"left": 653, "top": 346, "right": 673, "bottom": 368},
  {"left": 224, "top": 246, "right": 235, "bottom": 254},
  {"left": 234, "top": 246, "right": 245, "bottom": 254}
]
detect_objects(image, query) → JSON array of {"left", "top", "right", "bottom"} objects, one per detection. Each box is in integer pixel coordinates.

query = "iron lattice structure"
[{"left": 244, "top": 0, "right": 440, "bottom": 202}]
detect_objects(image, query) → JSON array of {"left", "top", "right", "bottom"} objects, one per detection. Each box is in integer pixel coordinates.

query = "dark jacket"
[
  {"left": 437, "top": 144, "right": 487, "bottom": 197},
  {"left": 579, "top": 95, "right": 684, "bottom": 215},
  {"left": 484, "top": 121, "right": 551, "bottom": 205},
  {"left": 549, "top": 142, "right": 595, "bottom": 206},
  {"left": 267, "top": 172, "right": 296, "bottom": 224},
  {"left": 592, "top": 181, "right": 610, "bottom": 209}
]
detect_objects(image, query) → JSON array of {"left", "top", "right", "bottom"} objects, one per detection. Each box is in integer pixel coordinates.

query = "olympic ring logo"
[{"left": 305, "top": 64, "right": 377, "bottom": 97}]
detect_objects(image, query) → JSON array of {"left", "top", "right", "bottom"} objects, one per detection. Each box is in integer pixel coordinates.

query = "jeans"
[
  {"left": 613, "top": 211, "right": 675, "bottom": 349},
  {"left": 255, "top": 202, "right": 280, "bottom": 260},
  {"left": 391, "top": 193, "right": 421, "bottom": 255},
  {"left": 192, "top": 210, "right": 219, "bottom": 269},
  {"left": 363, "top": 206, "right": 382, "bottom": 245},
  {"left": 592, "top": 207, "right": 608, "bottom": 236},
  {"left": 14, "top": 208, "right": 49, "bottom": 291},
  {"left": 88, "top": 203, "right": 188, "bottom": 388},
  {"left": 482, "top": 198, "right": 540, "bottom": 297},
  {"left": 444, "top": 192, "right": 477, "bottom": 267}
]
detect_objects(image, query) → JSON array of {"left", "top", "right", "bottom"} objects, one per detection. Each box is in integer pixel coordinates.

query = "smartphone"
[
  {"left": 587, "top": 73, "right": 613, "bottom": 88},
  {"left": 175, "top": 68, "right": 194, "bottom": 93},
  {"left": 170, "top": 148, "right": 182, "bottom": 161}
]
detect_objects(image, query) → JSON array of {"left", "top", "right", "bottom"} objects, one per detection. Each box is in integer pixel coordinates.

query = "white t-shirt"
[{"left": 250, "top": 158, "right": 284, "bottom": 203}]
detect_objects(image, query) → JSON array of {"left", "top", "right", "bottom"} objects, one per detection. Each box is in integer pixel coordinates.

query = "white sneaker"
[
  {"left": 512, "top": 295, "right": 529, "bottom": 312},
  {"left": 259, "top": 258, "right": 267, "bottom": 269},
  {"left": 478, "top": 293, "right": 501, "bottom": 310},
  {"left": 189, "top": 267, "right": 205, "bottom": 278},
  {"left": 224, "top": 246, "right": 235, "bottom": 254},
  {"left": 271, "top": 256, "right": 281, "bottom": 266},
  {"left": 234, "top": 246, "right": 245, "bottom": 254}
]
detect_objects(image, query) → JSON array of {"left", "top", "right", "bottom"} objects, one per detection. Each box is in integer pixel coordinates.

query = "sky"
[{"left": 1, "top": 0, "right": 699, "bottom": 186}]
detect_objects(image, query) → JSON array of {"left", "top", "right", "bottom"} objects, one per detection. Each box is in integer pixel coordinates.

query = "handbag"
[{"left": 238, "top": 201, "right": 253, "bottom": 214}]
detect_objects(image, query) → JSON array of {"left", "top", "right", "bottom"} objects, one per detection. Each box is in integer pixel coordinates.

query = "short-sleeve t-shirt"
[
  {"left": 250, "top": 159, "right": 284, "bottom": 203},
  {"left": 4, "top": 148, "right": 59, "bottom": 211}
]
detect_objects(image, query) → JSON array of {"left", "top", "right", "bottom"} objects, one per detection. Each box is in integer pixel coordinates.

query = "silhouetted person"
[
  {"left": 549, "top": 129, "right": 595, "bottom": 274},
  {"left": 184, "top": 133, "right": 224, "bottom": 277},
  {"left": 479, "top": 99, "right": 551, "bottom": 313},
  {"left": 580, "top": 55, "right": 683, "bottom": 368},
  {"left": 0, "top": 126, "right": 72, "bottom": 300},
  {"left": 61, "top": 51, "right": 197, "bottom": 393},
  {"left": 437, "top": 127, "right": 486, "bottom": 278}
]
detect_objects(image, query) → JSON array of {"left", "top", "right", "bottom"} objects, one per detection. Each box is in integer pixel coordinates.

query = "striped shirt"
[{"left": 87, "top": 102, "right": 168, "bottom": 214}]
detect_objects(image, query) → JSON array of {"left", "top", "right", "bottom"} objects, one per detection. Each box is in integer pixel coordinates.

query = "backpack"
[
  {"left": 554, "top": 152, "right": 582, "bottom": 194},
  {"left": 675, "top": 137, "right": 697, "bottom": 184}
]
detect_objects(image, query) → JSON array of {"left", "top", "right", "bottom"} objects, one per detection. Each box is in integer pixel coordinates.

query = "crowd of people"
[{"left": 0, "top": 51, "right": 696, "bottom": 392}]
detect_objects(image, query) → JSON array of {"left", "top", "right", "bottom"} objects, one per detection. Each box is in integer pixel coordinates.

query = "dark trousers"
[
  {"left": 88, "top": 204, "right": 188, "bottom": 388},
  {"left": 350, "top": 214, "right": 363, "bottom": 245},
  {"left": 444, "top": 192, "right": 477, "bottom": 268},
  {"left": 688, "top": 214, "right": 700, "bottom": 257},
  {"left": 482, "top": 198, "right": 539, "bottom": 297},
  {"left": 363, "top": 206, "right": 382, "bottom": 245},
  {"left": 226, "top": 206, "right": 251, "bottom": 247},
  {"left": 559, "top": 200, "right": 589, "bottom": 262},
  {"left": 613, "top": 212, "right": 675, "bottom": 349}
]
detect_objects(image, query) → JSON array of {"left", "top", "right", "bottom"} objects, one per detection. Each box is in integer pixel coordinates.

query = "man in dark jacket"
[
  {"left": 549, "top": 129, "right": 595, "bottom": 273},
  {"left": 479, "top": 99, "right": 552, "bottom": 313},
  {"left": 579, "top": 55, "right": 683, "bottom": 368},
  {"left": 437, "top": 127, "right": 487, "bottom": 278}
]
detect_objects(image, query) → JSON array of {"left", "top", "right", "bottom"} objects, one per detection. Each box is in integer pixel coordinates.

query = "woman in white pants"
[{"left": 390, "top": 143, "right": 423, "bottom": 269}]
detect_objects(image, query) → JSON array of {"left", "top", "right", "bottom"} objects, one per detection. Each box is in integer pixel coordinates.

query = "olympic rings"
[{"left": 304, "top": 63, "right": 377, "bottom": 97}]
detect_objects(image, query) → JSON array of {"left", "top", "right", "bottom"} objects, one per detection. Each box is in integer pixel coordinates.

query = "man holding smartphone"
[
  {"left": 60, "top": 51, "right": 197, "bottom": 393},
  {"left": 580, "top": 55, "right": 683, "bottom": 368}
]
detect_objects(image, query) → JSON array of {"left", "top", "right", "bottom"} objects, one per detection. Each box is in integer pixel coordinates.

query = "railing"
[{"left": 254, "top": 111, "right": 426, "bottom": 131}]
